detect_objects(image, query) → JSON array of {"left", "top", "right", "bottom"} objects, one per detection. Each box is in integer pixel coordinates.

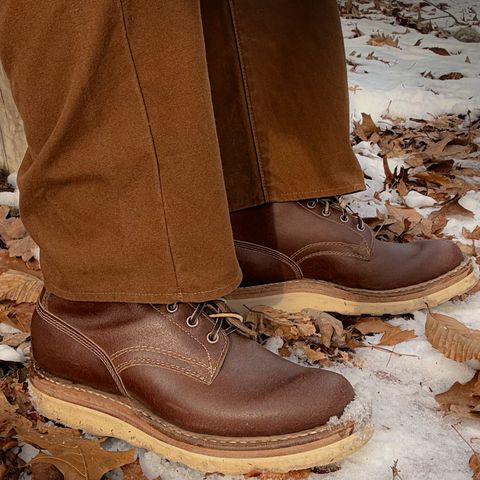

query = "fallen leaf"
[
  {"left": 0, "top": 270, "right": 43, "bottom": 303},
  {"left": 245, "top": 470, "right": 312, "bottom": 480},
  {"left": 354, "top": 318, "right": 416, "bottom": 346},
  {"left": 424, "top": 46, "right": 450, "bottom": 56},
  {"left": 425, "top": 311, "right": 480, "bottom": 362},
  {"left": 354, "top": 113, "right": 379, "bottom": 141},
  {"left": 470, "top": 453, "right": 480, "bottom": 480},
  {"left": 1, "top": 332, "right": 30, "bottom": 348},
  {"left": 31, "top": 463, "right": 64, "bottom": 480},
  {"left": 302, "top": 309, "right": 344, "bottom": 348},
  {"left": 378, "top": 327, "right": 416, "bottom": 346},
  {"left": 122, "top": 461, "right": 151, "bottom": 480},
  {"left": 302, "top": 345, "right": 328, "bottom": 362},
  {"left": 435, "top": 372, "right": 480, "bottom": 417},
  {"left": 367, "top": 33, "right": 399, "bottom": 48},
  {"left": 439, "top": 72, "right": 464, "bottom": 80},
  {"left": 7, "top": 236, "right": 38, "bottom": 263},
  {"left": 463, "top": 226, "right": 480, "bottom": 240},
  {"left": 1, "top": 392, "right": 136, "bottom": 480}
]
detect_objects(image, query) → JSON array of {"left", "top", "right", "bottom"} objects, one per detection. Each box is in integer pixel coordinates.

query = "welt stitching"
[
  {"left": 35, "top": 368, "right": 339, "bottom": 445},
  {"left": 235, "top": 241, "right": 303, "bottom": 279},
  {"left": 111, "top": 346, "right": 209, "bottom": 370},
  {"left": 227, "top": 0, "right": 268, "bottom": 200}
]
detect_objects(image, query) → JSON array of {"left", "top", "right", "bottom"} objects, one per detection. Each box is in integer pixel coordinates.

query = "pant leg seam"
[
  {"left": 227, "top": 0, "right": 268, "bottom": 202},
  {"left": 116, "top": 0, "right": 182, "bottom": 298}
]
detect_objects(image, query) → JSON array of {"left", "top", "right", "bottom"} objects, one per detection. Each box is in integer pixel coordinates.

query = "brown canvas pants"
[{"left": 0, "top": 0, "right": 365, "bottom": 303}]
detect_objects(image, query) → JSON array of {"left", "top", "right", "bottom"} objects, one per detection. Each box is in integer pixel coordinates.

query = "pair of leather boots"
[{"left": 29, "top": 200, "right": 476, "bottom": 475}]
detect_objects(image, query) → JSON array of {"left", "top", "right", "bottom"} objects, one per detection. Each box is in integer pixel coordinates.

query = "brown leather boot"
[
  {"left": 29, "top": 290, "right": 372, "bottom": 475},
  {"left": 228, "top": 200, "right": 477, "bottom": 315}
]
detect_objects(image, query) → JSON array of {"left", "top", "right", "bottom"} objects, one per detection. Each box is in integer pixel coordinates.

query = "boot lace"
[
  {"left": 165, "top": 300, "right": 256, "bottom": 343},
  {"left": 306, "top": 197, "right": 365, "bottom": 231}
]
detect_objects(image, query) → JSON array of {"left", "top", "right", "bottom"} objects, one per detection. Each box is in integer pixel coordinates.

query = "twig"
[
  {"left": 386, "top": 344, "right": 396, "bottom": 368},
  {"left": 391, "top": 459, "right": 404, "bottom": 480},
  {"left": 421, "top": 0, "right": 467, "bottom": 25},
  {"left": 451, "top": 424, "right": 477, "bottom": 453},
  {"left": 360, "top": 343, "right": 419, "bottom": 358}
]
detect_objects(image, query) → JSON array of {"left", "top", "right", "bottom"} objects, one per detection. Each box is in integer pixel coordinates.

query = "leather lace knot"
[{"left": 166, "top": 300, "right": 256, "bottom": 344}]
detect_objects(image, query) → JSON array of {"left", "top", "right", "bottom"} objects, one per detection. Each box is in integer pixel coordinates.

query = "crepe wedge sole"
[
  {"left": 29, "top": 367, "right": 373, "bottom": 475},
  {"left": 227, "top": 259, "right": 477, "bottom": 316}
]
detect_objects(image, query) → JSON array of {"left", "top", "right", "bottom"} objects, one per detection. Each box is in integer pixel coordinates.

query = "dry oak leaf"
[
  {"left": 424, "top": 46, "right": 450, "bottom": 56},
  {"left": 435, "top": 372, "right": 480, "bottom": 417},
  {"left": 470, "top": 452, "right": 480, "bottom": 480},
  {"left": 302, "top": 309, "right": 344, "bottom": 348},
  {"left": 1, "top": 393, "right": 136, "bottom": 480},
  {"left": 245, "top": 306, "right": 316, "bottom": 341},
  {"left": 425, "top": 311, "right": 480, "bottom": 362},
  {"left": 245, "top": 469, "right": 311, "bottom": 480},
  {"left": 463, "top": 226, "right": 480, "bottom": 241},
  {"left": 0, "top": 269, "right": 43, "bottom": 303},
  {"left": 385, "top": 203, "right": 433, "bottom": 238},
  {"left": 353, "top": 113, "right": 379, "bottom": 141},
  {"left": 7, "top": 236, "right": 38, "bottom": 263},
  {"left": 439, "top": 72, "right": 464, "bottom": 80},
  {"left": 367, "top": 33, "right": 399, "bottom": 48},
  {"left": 122, "top": 460, "right": 152, "bottom": 480},
  {"left": 354, "top": 318, "right": 416, "bottom": 346}
]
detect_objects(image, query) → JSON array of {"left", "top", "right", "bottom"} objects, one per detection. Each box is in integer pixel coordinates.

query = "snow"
[
  {"left": 344, "top": 2, "right": 480, "bottom": 125},
  {"left": 404, "top": 191, "right": 437, "bottom": 208}
]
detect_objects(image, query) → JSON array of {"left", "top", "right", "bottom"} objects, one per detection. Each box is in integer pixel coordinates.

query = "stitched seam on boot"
[
  {"left": 292, "top": 242, "right": 372, "bottom": 261},
  {"left": 297, "top": 251, "right": 370, "bottom": 264},
  {"left": 235, "top": 240, "right": 303, "bottom": 279},
  {"left": 115, "top": 358, "right": 211, "bottom": 384},
  {"left": 111, "top": 346, "right": 210, "bottom": 370},
  {"left": 227, "top": 0, "right": 268, "bottom": 201},
  {"left": 36, "top": 302, "right": 128, "bottom": 396},
  {"left": 150, "top": 304, "right": 229, "bottom": 381},
  {"left": 116, "top": 0, "right": 181, "bottom": 298}
]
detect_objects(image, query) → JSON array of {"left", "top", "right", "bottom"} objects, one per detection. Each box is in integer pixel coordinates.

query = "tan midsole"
[
  {"left": 227, "top": 262, "right": 477, "bottom": 315},
  {"left": 29, "top": 372, "right": 373, "bottom": 475}
]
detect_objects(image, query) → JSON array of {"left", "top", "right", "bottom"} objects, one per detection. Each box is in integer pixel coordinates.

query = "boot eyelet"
[
  {"left": 306, "top": 200, "right": 317, "bottom": 209},
  {"left": 186, "top": 315, "right": 199, "bottom": 328},
  {"left": 357, "top": 224, "right": 366, "bottom": 232},
  {"left": 322, "top": 209, "right": 331, "bottom": 217},
  {"left": 166, "top": 303, "right": 178, "bottom": 313},
  {"left": 340, "top": 214, "right": 349, "bottom": 223},
  {"left": 207, "top": 333, "right": 220, "bottom": 344}
]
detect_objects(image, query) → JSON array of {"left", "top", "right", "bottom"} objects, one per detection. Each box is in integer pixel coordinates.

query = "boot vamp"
[
  {"left": 122, "top": 333, "right": 353, "bottom": 437},
  {"left": 300, "top": 237, "right": 464, "bottom": 290}
]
